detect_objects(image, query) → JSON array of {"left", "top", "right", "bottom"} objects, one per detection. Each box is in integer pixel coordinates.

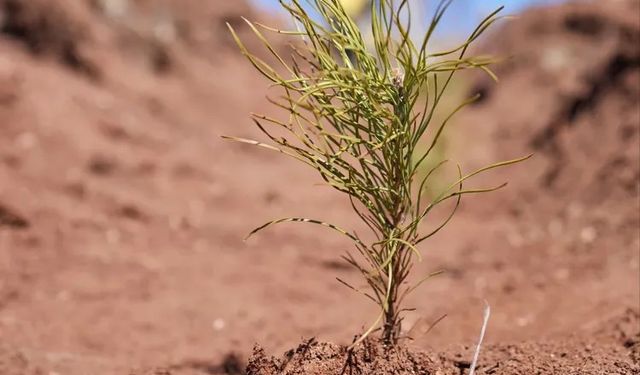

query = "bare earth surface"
[{"left": 0, "top": 0, "right": 637, "bottom": 374}]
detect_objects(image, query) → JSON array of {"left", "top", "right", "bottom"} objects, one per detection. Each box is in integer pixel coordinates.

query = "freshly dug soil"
[
  {"left": 245, "top": 311, "right": 639, "bottom": 375},
  {"left": 0, "top": 0, "right": 637, "bottom": 374},
  {"left": 246, "top": 339, "right": 437, "bottom": 375}
]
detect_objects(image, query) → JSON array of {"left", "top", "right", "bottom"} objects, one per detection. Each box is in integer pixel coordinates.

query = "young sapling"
[{"left": 225, "top": 0, "right": 529, "bottom": 347}]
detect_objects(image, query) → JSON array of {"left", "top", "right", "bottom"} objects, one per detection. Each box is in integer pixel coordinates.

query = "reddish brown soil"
[
  {"left": 246, "top": 310, "right": 639, "bottom": 375},
  {"left": 0, "top": 0, "right": 637, "bottom": 374}
]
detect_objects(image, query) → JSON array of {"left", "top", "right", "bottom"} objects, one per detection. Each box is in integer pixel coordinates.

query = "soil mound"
[
  {"left": 248, "top": 310, "right": 639, "bottom": 374},
  {"left": 461, "top": 0, "right": 639, "bottom": 225},
  {"left": 0, "top": 0, "right": 98, "bottom": 76},
  {"left": 246, "top": 339, "right": 437, "bottom": 375},
  {"left": 0, "top": 0, "right": 273, "bottom": 78}
]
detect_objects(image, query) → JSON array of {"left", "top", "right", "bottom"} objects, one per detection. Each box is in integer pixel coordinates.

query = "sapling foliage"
[{"left": 226, "top": 0, "right": 529, "bottom": 346}]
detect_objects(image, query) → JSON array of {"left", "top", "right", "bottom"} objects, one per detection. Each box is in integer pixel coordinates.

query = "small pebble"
[
  {"left": 213, "top": 318, "right": 226, "bottom": 331},
  {"left": 580, "top": 226, "right": 597, "bottom": 244}
]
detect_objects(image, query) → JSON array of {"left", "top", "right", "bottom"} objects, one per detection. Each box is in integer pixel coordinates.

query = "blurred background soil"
[{"left": 0, "top": 0, "right": 637, "bottom": 374}]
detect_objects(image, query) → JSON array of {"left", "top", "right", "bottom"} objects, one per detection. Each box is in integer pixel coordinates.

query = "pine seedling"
[{"left": 225, "top": 0, "right": 529, "bottom": 347}]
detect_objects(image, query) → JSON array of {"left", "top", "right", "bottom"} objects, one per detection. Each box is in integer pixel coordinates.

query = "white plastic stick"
[{"left": 469, "top": 300, "right": 491, "bottom": 375}]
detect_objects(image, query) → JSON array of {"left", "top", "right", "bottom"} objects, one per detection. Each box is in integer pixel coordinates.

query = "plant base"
[{"left": 246, "top": 338, "right": 437, "bottom": 375}]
